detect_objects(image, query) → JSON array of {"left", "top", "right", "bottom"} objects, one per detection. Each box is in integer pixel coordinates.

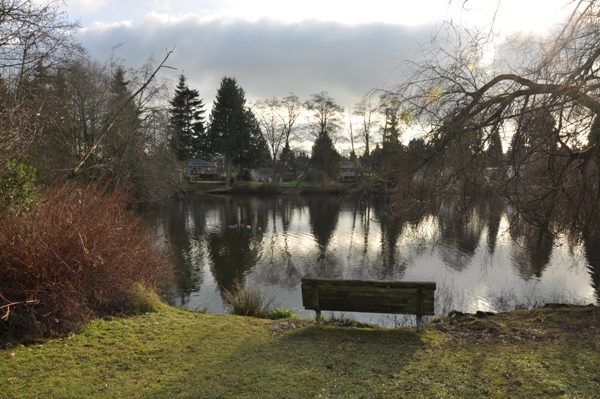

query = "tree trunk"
[{"left": 225, "top": 154, "right": 232, "bottom": 186}]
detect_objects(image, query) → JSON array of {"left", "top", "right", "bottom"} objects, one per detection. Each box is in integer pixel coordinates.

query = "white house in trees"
[{"left": 186, "top": 159, "right": 218, "bottom": 180}]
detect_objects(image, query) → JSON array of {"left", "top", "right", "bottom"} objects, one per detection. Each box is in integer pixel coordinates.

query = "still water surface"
[{"left": 147, "top": 195, "right": 600, "bottom": 326}]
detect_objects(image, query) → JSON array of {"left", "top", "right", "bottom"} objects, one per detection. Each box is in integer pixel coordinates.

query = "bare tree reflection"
[
  {"left": 149, "top": 198, "right": 208, "bottom": 306},
  {"left": 437, "top": 202, "right": 484, "bottom": 272},
  {"left": 483, "top": 201, "right": 503, "bottom": 256},
  {"left": 248, "top": 196, "right": 302, "bottom": 289},
  {"left": 371, "top": 198, "right": 407, "bottom": 279}
]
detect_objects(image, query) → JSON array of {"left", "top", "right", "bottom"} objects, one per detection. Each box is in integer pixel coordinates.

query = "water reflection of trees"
[
  {"left": 151, "top": 194, "right": 598, "bottom": 312},
  {"left": 246, "top": 196, "right": 302, "bottom": 290},
  {"left": 436, "top": 203, "right": 484, "bottom": 272},
  {"left": 154, "top": 198, "right": 208, "bottom": 306},
  {"left": 482, "top": 201, "right": 502, "bottom": 256},
  {"left": 306, "top": 196, "right": 342, "bottom": 277},
  {"left": 206, "top": 196, "right": 266, "bottom": 293},
  {"left": 509, "top": 223, "right": 553, "bottom": 280},
  {"left": 583, "top": 234, "right": 600, "bottom": 303},
  {"left": 346, "top": 201, "right": 372, "bottom": 275},
  {"left": 370, "top": 198, "right": 407, "bottom": 279}
]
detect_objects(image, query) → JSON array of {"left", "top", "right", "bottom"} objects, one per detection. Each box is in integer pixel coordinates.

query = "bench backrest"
[{"left": 301, "top": 278, "right": 436, "bottom": 316}]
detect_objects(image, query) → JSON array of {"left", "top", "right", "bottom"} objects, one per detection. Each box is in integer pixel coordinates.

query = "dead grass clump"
[
  {"left": 437, "top": 304, "right": 600, "bottom": 343},
  {"left": 0, "top": 185, "right": 173, "bottom": 340},
  {"left": 222, "top": 279, "right": 275, "bottom": 318}
]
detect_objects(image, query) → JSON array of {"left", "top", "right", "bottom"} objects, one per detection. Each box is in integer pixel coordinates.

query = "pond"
[{"left": 146, "top": 194, "right": 600, "bottom": 326}]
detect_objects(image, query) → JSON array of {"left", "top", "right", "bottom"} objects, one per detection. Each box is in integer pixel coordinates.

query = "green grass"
[
  {"left": 267, "top": 307, "right": 296, "bottom": 319},
  {"left": 1, "top": 305, "right": 599, "bottom": 398}
]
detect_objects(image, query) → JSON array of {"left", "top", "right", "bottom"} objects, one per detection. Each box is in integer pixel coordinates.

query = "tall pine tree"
[
  {"left": 208, "top": 76, "right": 266, "bottom": 185},
  {"left": 310, "top": 131, "right": 340, "bottom": 182},
  {"left": 169, "top": 74, "right": 206, "bottom": 161}
]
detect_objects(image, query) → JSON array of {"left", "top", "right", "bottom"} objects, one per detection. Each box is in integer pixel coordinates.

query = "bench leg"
[
  {"left": 416, "top": 315, "right": 422, "bottom": 332},
  {"left": 316, "top": 310, "right": 321, "bottom": 328}
]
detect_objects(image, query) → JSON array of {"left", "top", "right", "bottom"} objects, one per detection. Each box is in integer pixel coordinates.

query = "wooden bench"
[{"left": 301, "top": 278, "right": 436, "bottom": 331}]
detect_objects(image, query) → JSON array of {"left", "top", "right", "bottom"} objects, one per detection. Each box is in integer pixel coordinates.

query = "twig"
[
  {"left": 37, "top": 236, "right": 75, "bottom": 272},
  {"left": 0, "top": 294, "right": 39, "bottom": 321}
]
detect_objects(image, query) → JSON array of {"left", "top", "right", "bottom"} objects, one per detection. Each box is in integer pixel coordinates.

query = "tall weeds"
[
  {"left": 0, "top": 185, "right": 173, "bottom": 340},
  {"left": 222, "top": 279, "right": 275, "bottom": 318}
]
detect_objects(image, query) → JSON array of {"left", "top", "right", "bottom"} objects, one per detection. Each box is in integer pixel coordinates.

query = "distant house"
[
  {"left": 186, "top": 159, "right": 218, "bottom": 180},
  {"left": 251, "top": 168, "right": 271, "bottom": 182},
  {"left": 340, "top": 161, "right": 361, "bottom": 182}
]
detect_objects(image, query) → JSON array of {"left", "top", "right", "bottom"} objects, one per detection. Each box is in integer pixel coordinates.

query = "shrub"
[
  {"left": 0, "top": 159, "right": 37, "bottom": 215},
  {"left": 222, "top": 279, "right": 275, "bottom": 318},
  {"left": 0, "top": 185, "right": 173, "bottom": 340}
]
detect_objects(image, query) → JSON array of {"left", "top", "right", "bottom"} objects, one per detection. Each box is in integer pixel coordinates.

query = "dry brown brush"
[{"left": 0, "top": 185, "right": 173, "bottom": 340}]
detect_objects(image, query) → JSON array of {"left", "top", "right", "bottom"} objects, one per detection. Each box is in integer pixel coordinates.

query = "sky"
[{"left": 62, "top": 0, "right": 574, "bottom": 128}]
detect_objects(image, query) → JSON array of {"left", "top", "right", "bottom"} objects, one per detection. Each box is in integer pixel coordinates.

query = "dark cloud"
[{"left": 77, "top": 17, "right": 434, "bottom": 108}]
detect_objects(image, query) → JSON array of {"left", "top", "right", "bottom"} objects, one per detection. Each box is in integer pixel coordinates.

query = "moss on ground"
[{"left": 1, "top": 304, "right": 599, "bottom": 398}]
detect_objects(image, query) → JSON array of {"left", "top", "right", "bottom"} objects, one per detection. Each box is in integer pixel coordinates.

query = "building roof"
[{"left": 187, "top": 158, "right": 215, "bottom": 167}]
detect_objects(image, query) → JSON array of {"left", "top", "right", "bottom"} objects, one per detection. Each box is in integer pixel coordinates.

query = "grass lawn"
[{"left": 2, "top": 304, "right": 599, "bottom": 398}]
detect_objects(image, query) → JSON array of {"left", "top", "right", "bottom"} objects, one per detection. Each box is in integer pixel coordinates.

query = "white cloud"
[
  {"left": 66, "top": 0, "right": 109, "bottom": 14},
  {"left": 77, "top": 17, "right": 432, "bottom": 110},
  {"left": 70, "top": 0, "right": 576, "bottom": 132}
]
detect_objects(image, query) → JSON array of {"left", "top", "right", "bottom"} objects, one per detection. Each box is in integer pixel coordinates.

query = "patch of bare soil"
[
  {"left": 267, "top": 317, "right": 374, "bottom": 334},
  {"left": 267, "top": 319, "right": 313, "bottom": 334}
]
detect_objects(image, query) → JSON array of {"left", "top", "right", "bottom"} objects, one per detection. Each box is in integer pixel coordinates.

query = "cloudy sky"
[{"left": 63, "top": 0, "right": 573, "bottom": 112}]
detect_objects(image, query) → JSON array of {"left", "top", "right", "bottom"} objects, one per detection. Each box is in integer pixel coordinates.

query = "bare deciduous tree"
[
  {"left": 304, "top": 91, "right": 344, "bottom": 142},
  {"left": 0, "top": 0, "right": 80, "bottom": 94},
  {"left": 375, "top": 1, "right": 600, "bottom": 239},
  {"left": 253, "top": 94, "right": 302, "bottom": 181},
  {"left": 352, "top": 96, "right": 378, "bottom": 160},
  {"left": 0, "top": 0, "right": 79, "bottom": 161}
]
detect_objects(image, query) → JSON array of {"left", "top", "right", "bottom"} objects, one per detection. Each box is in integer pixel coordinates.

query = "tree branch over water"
[{"left": 370, "top": 0, "right": 600, "bottom": 239}]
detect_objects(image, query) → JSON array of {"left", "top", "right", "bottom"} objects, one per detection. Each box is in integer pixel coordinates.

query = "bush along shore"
[
  {"left": 0, "top": 185, "right": 174, "bottom": 340},
  {"left": 1, "top": 303, "right": 599, "bottom": 398}
]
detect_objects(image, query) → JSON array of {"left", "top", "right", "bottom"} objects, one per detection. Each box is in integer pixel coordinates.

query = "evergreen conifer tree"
[
  {"left": 169, "top": 74, "right": 206, "bottom": 161},
  {"left": 208, "top": 76, "right": 266, "bottom": 184},
  {"left": 310, "top": 131, "right": 340, "bottom": 181}
]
